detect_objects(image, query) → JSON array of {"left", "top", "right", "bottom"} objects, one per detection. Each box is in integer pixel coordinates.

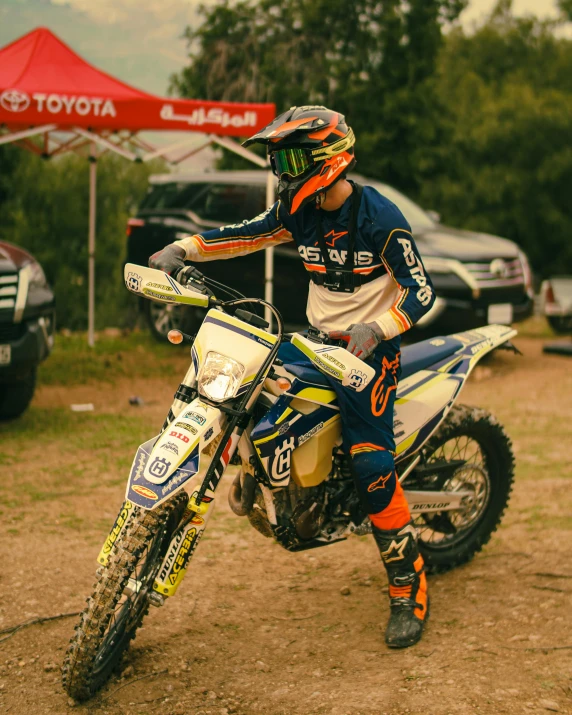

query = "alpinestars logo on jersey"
[
  {"left": 397, "top": 238, "right": 433, "bottom": 306},
  {"left": 298, "top": 245, "right": 374, "bottom": 267}
]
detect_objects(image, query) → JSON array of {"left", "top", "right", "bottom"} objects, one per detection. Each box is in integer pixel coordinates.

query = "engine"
[{"left": 244, "top": 451, "right": 369, "bottom": 551}]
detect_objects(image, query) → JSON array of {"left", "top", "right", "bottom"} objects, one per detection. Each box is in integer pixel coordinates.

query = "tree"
[
  {"left": 420, "top": 2, "right": 572, "bottom": 277},
  {"left": 0, "top": 151, "right": 163, "bottom": 329},
  {"left": 170, "top": 0, "right": 467, "bottom": 193}
]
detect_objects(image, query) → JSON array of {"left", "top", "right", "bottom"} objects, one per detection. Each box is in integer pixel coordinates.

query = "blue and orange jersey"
[{"left": 175, "top": 184, "right": 435, "bottom": 337}]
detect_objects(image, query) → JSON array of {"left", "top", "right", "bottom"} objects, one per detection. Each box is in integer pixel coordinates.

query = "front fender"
[{"left": 125, "top": 398, "right": 224, "bottom": 509}]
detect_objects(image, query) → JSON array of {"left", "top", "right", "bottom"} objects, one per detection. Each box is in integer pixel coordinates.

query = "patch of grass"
[
  {"left": 37, "top": 330, "right": 189, "bottom": 386},
  {"left": 517, "top": 505, "right": 572, "bottom": 531},
  {"left": 0, "top": 407, "right": 151, "bottom": 448},
  {"left": 59, "top": 513, "right": 85, "bottom": 531},
  {"left": 515, "top": 315, "right": 555, "bottom": 339}
]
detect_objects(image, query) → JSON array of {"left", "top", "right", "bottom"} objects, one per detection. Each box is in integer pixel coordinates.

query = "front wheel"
[
  {"left": 62, "top": 493, "right": 188, "bottom": 702},
  {"left": 410, "top": 404, "right": 514, "bottom": 574}
]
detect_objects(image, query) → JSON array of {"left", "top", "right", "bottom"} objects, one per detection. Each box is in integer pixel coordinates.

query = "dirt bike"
[{"left": 62, "top": 263, "right": 518, "bottom": 701}]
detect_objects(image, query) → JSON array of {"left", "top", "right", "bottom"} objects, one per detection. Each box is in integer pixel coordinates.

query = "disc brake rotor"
[{"left": 414, "top": 435, "right": 491, "bottom": 548}]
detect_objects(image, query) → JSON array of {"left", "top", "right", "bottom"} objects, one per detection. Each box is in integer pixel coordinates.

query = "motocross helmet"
[{"left": 243, "top": 105, "right": 356, "bottom": 214}]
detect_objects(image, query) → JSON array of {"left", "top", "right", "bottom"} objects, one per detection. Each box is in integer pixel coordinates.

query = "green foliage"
[
  {"left": 420, "top": 6, "right": 572, "bottom": 276},
  {"left": 171, "top": 0, "right": 572, "bottom": 279},
  {"left": 0, "top": 149, "right": 165, "bottom": 329},
  {"left": 37, "top": 330, "right": 189, "bottom": 386},
  {"left": 170, "top": 0, "right": 467, "bottom": 194}
]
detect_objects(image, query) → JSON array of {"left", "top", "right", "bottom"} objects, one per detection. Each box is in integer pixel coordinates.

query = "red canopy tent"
[{"left": 0, "top": 27, "right": 276, "bottom": 343}]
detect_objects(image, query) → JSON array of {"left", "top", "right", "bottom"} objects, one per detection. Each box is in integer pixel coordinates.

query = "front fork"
[{"left": 152, "top": 488, "right": 216, "bottom": 598}]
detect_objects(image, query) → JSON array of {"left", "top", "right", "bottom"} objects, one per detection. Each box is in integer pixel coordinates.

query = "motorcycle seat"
[{"left": 400, "top": 336, "right": 464, "bottom": 380}]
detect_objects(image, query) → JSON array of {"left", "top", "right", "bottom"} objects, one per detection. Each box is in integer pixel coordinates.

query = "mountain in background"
[{"left": 0, "top": 0, "right": 201, "bottom": 95}]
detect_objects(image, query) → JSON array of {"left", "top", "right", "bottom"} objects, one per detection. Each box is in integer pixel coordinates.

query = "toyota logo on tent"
[{"left": 0, "top": 89, "right": 31, "bottom": 112}]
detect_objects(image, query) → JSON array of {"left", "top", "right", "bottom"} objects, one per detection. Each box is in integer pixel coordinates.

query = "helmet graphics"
[{"left": 243, "top": 105, "right": 356, "bottom": 214}]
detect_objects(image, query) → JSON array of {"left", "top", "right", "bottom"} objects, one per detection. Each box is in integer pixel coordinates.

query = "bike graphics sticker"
[
  {"left": 126, "top": 272, "right": 142, "bottom": 292},
  {"left": 125, "top": 436, "right": 200, "bottom": 509},
  {"left": 344, "top": 369, "right": 367, "bottom": 391},
  {"left": 269, "top": 436, "right": 296, "bottom": 482},
  {"left": 251, "top": 390, "right": 340, "bottom": 487},
  {"left": 148, "top": 456, "right": 172, "bottom": 478}
]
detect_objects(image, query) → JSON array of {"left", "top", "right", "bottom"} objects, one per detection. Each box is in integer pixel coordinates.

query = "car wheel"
[
  {"left": 0, "top": 368, "right": 37, "bottom": 420},
  {"left": 144, "top": 301, "right": 201, "bottom": 342},
  {"left": 547, "top": 315, "right": 572, "bottom": 335}
]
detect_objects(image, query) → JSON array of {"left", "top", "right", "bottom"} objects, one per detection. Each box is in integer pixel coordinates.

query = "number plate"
[
  {"left": 0, "top": 345, "right": 11, "bottom": 366},
  {"left": 487, "top": 303, "right": 513, "bottom": 325}
]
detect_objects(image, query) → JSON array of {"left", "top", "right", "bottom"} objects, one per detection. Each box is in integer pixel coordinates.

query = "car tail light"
[
  {"left": 544, "top": 281, "right": 556, "bottom": 305},
  {"left": 126, "top": 218, "right": 145, "bottom": 236}
]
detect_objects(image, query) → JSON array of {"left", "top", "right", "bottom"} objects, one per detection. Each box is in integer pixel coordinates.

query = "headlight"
[
  {"left": 197, "top": 351, "right": 245, "bottom": 402},
  {"left": 25, "top": 260, "right": 48, "bottom": 290}
]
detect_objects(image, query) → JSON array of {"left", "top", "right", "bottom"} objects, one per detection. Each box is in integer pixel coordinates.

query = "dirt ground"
[{"left": 0, "top": 335, "right": 571, "bottom": 715}]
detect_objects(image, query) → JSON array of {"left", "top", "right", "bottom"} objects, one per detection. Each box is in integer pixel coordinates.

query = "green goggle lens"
[{"left": 272, "top": 148, "right": 312, "bottom": 178}]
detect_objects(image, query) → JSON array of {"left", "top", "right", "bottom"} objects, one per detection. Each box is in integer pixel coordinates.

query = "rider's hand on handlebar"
[
  {"left": 328, "top": 322, "right": 383, "bottom": 360},
  {"left": 149, "top": 244, "right": 186, "bottom": 276}
]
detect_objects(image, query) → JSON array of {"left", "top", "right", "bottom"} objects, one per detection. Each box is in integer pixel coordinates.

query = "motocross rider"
[{"left": 149, "top": 106, "right": 436, "bottom": 648}]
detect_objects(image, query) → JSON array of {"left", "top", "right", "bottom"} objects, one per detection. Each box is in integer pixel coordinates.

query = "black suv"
[
  {"left": 126, "top": 171, "right": 534, "bottom": 338},
  {"left": 0, "top": 242, "right": 55, "bottom": 419}
]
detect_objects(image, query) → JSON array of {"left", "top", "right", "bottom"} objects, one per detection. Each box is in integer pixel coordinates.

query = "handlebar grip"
[{"left": 174, "top": 265, "right": 204, "bottom": 286}]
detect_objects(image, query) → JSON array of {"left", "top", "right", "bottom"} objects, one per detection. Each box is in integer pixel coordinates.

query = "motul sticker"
[{"left": 133, "top": 485, "right": 158, "bottom": 500}]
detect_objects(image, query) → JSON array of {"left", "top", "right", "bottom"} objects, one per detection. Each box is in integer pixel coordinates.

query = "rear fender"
[
  {"left": 394, "top": 325, "right": 518, "bottom": 463},
  {"left": 124, "top": 398, "right": 224, "bottom": 509},
  {"left": 439, "top": 324, "right": 518, "bottom": 377}
]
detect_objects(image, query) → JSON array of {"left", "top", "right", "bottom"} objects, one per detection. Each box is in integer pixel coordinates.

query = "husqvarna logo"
[
  {"left": 126, "top": 272, "right": 141, "bottom": 292},
  {"left": 149, "top": 456, "right": 170, "bottom": 478},
  {"left": 0, "top": 89, "right": 30, "bottom": 112},
  {"left": 270, "top": 436, "right": 296, "bottom": 482},
  {"left": 348, "top": 369, "right": 366, "bottom": 390}
]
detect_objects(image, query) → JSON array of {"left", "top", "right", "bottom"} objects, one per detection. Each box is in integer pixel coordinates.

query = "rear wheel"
[
  {"left": 62, "top": 493, "right": 188, "bottom": 701},
  {"left": 410, "top": 404, "right": 514, "bottom": 573},
  {"left": 547, "top": 315, "right": 572, "bottom": 335}
]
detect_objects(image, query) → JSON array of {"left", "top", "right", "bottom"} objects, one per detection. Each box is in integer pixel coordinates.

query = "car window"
[
  {"left": 140, "top": 182, "right": 267, "bottom": 225},
  {"left": 192, "top": 184, "right": 267, "bottom": 224},
  {"left": 140, "top": 183, "right": 184, "bottom": 210},
  {"left": 363, "top": 180, "right": 435, "bottom": 229}
]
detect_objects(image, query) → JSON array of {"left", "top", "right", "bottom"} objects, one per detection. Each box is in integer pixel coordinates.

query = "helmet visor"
[{"left": 272, "top": 148, "right": 312, "bottom": 179}]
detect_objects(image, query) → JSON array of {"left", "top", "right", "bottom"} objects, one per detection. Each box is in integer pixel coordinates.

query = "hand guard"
[
  {"left": 149, "top": 244, "right": 186, "bottom": 276},
  {"left": 329, "top": 322, "right": 383, "bottom": 360}
]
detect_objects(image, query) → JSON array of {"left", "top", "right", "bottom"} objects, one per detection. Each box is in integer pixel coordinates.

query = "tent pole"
[
  {"left": 88, "top": 143, "right": 97, "bottom": 347},
  {"left": 264, "top": 169, "right": 275, "bottom": 330}
]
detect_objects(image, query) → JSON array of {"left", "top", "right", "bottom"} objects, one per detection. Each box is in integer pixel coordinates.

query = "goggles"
[{"left": 271, "top": 148, "right": 313, "bottom": 179}]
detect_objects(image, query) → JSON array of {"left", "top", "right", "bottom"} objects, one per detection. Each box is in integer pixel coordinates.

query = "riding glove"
[
  {"left": 329, "top": 322, "right": 384, "bottom": 360},
  {"left": 149, "top": 244, "right": 186, "bottom": 276}
]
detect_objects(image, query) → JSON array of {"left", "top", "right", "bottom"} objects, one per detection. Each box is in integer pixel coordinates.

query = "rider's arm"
[
  {"left": 174, "top": 201, "right": 293, "bottom": 262},
  {"left": 371, "top": 207, "right": 436, "bottom": 339}
]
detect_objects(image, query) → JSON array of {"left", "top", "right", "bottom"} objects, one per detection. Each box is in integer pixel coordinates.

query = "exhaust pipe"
[{"left": 228, "top": 470, "right": 257, "bottom": 516}]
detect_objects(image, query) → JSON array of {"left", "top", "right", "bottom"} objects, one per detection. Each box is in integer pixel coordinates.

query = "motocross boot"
[{"left": 372, "top": 521, "right": 429, "bottom": 648}]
